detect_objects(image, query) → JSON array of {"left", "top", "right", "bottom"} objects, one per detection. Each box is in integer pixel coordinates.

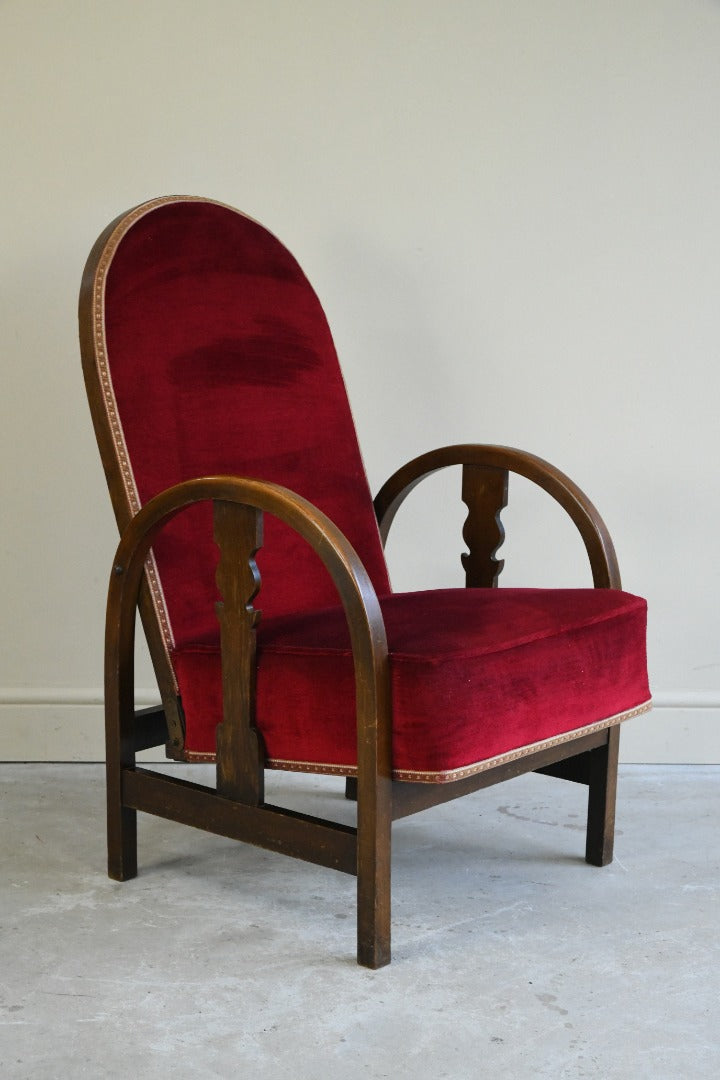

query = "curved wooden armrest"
[
  {"left": 105, "top": 476, "right": 391, "bottom": 804},
  {"left": 374, "top": 444, "right": 621, "bottom": 589}
]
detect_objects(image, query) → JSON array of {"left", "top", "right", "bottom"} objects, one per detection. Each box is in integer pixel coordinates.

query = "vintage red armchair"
[{"left": 79, "top": 196, "right": 650, "bottom": 967}]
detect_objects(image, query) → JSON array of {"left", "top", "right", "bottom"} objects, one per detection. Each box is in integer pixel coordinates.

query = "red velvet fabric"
[
  {"left": 104, "top": 201, "right": 389, "bottom": 647},
  {"left": 172, "top": 588, "right": 649, "bottom": 778}
]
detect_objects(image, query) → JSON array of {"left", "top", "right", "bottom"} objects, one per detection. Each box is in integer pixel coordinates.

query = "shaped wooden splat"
[
  {"left": 461, "top": 463, "right": 509, "bottom": 588},
  {"left": 214, "top": 500, "right": 265, "bottom": 804}
]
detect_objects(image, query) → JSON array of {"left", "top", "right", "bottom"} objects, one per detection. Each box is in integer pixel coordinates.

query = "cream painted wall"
[{"left": 1, "top": 0, "right": 718, "bottom": 761}]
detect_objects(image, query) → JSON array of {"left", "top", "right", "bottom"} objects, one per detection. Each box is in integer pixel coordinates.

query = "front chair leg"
[
  {"left": 105, "top": 642, "right": 139, "bottom": 882},
  {"left": 585, "top": 725, "right": 620, "bottom": 867},
  {"left": 356, "top": 776, "right": 392, "bottom": 968},
  {"left": 106, "top": 756, "right": 137, "bottom": 881},
  {"left": 107, "top": 802, "right": 138, "bottom": 881}
]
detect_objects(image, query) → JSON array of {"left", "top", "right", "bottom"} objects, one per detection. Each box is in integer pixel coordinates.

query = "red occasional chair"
[{"left": 79, "top": 196, "right": 650, "bottom": 968}]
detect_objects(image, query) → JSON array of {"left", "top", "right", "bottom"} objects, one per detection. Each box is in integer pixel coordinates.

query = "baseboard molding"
[
  {"left": 1, "top": 689, "right": 718, "bottom": 763},
  {"left": 619, "top": 693, "right": 720, "bottom": 764},
  {"left": 0, "top": 690, "right": 161, "bottom": 763}
]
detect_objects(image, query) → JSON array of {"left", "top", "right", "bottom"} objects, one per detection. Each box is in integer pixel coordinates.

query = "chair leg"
[
  {"left": 106, "top": 763, "right": 137, "bottom": 881},
  {"left": 345, "top": 776, "right": 358, "bottom": 801},
  {"left": 585, "top": 725, "right": 620, "bottom": 867},
  {"left": 105, "top": 698, "right": 138, "bottom": 881},
  {"left": 356, "top": 777, "right": 392, "bottom": 968}
]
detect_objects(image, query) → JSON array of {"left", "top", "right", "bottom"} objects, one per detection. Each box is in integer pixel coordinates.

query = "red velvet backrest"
[{"left": 96, "top": 197, "right": 390, "bottom": 655}]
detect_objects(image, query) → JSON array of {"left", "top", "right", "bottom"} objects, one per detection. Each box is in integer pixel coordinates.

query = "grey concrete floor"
[{"left": 1, "top": 764, "right": 718, "bottom": 1079}]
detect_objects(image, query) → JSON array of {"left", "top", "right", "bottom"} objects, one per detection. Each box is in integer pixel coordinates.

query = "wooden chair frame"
[{"left": 101, "top": 446, "right": 623, "bottom": 968}]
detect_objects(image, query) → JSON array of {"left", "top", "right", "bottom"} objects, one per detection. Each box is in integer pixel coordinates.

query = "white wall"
[{"left": 1, "top": 0, "right": 718, "bottom": 761}]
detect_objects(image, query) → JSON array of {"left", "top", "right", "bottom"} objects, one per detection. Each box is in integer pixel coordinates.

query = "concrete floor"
[{"left": 1, "top": 764, "right": 718, "bottom": 1079}]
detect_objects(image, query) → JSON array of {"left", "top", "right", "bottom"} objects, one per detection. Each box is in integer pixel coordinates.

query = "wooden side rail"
[
  {"left": 130, "top": 704, "right": 169, "bottom": 752},
  {"left": 104, "top": 475, "right": 392, "bottom": 968},
  {"left": 373, "top": 444, "right": 621, "bottom": 589}
]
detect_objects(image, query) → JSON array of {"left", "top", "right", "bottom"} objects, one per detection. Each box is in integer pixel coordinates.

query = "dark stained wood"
[
  {"left": 374, "top": 444, "right": 621, "bottom": 589},
  {"left": 461, "top": 463, "right": 509, "bottom": 587},
  {"left": 585, "top": 725, "right": 620, "bottom": 866},
  {"left": 105, "top": 526, "right": 147, "bottom": 882},
  {"left": 391, "top": 729, "right": 609, "bottom": 820},
  {"left": 124, "top": 768, "right": 357, "bottom": 874},
  {"left": 536, "top": 756, "right": 593, "bottom": 785},
  {"left": 536, "top": 729, "right": 620, "bottom": 862},
  {"left": 214, "top": 501, "right": 265, "bottom": 805},
  {"left": 132, "top": 705, "right": 170, "bottom": 752},
  {"left": 355, "top": 655, "right": 392, "bottom": 969}
]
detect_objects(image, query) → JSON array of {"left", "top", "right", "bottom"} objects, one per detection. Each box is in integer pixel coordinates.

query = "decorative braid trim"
[
  {"left": 387, "top": 701, "right": 652, "bottom": 783},
  {"left": 183, "top": 699, "right": 651, "bottom": 780},
  {"left": 92, "top": 197, "right": 189, "bottom": 666},
  {"left": 265, "top": 758, "right": 356, "bottom": 777}
]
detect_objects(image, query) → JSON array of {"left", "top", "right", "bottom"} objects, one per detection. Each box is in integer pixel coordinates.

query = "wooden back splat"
[
  {"left": 214, "top": 501, "right": 265, "bottom": 805},
  {"left": 461, "top": 463, "right": 509, "bottom": 588}
]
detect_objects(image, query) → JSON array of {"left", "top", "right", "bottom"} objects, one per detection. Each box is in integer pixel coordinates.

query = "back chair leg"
[
  {"left": 105, "top": 695, "right": 138, "bottom": 881},
  {"left": 585, "top": 725, "right": 620, "bottom": 867}
]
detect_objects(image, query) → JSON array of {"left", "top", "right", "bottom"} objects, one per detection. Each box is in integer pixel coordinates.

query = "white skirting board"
[
  {"left": 0, "top": 689, "right": 162, "bottom": 764},
  {"left": 0, "top": 690, "right": 718, "bottom": 763}
]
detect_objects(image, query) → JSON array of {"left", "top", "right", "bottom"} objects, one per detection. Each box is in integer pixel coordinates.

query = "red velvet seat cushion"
[{"left": 172, "top": 587, "right": 649, "bottom": 782}]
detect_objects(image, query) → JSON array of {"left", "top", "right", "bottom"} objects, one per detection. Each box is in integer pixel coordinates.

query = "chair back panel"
[{"left": 92, "top": 197, "right": 390, "bottom": 653}]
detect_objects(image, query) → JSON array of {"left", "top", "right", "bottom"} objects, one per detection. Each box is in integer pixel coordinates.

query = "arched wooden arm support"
[
  {"left": 374, "top": 444, "right": 621, "bottom": 590},
  {"left": 105, "top": 475, "right": 392, "bottom": 968}
]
